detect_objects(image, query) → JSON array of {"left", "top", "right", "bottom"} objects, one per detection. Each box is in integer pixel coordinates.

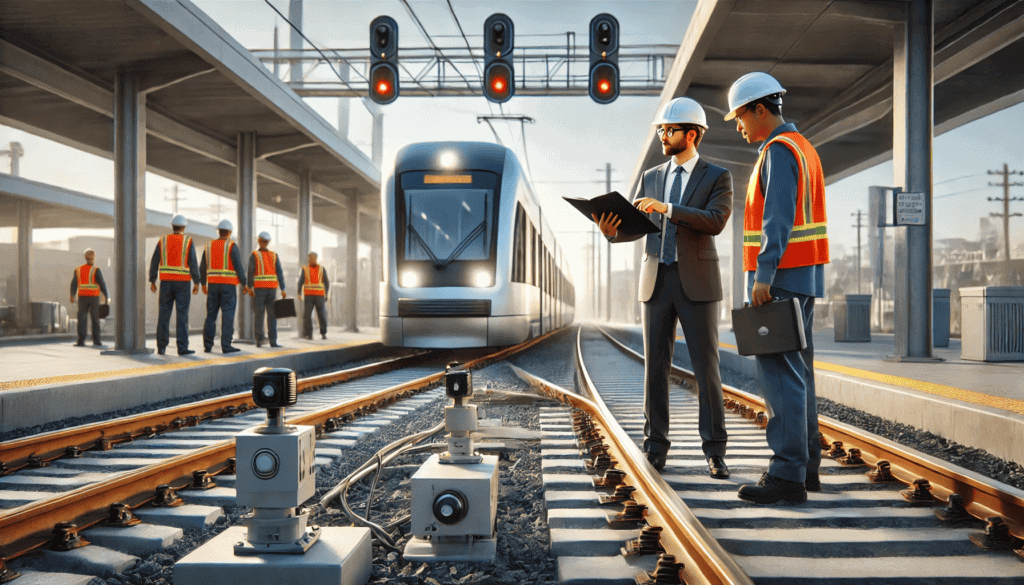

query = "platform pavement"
[
  {"left": 605, "top": 322, "right": 1024, "bottom": 466},
  {"left": 0, "top": 328, "right": 383, "bottom": 434}
]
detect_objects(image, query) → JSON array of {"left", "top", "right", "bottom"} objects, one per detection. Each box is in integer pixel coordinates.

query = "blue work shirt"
[{"left": 748, "top": 122, "right": 825, "bottom": 299}]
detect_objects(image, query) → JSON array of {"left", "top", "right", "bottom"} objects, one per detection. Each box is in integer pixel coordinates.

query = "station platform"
[
  {"left": 713, "top": 327, "right": 1024, "bottom": 466},
  {"left": 0, "top": 328, "right": 383, "bottom": 435}
]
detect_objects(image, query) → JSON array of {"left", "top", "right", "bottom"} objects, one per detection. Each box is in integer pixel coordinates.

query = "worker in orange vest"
[
  {"left": 297, "top": 251, "right": 330, "bottom": 339},
  {"left": 149, "top": 214, "right": 200, "bottom": 356},
  {"left": 69, "top": 248, "right": 109, "bottom": 347},
  {"left": 725, "top": 72, "right": 829, "bottom": 505},
  {"left": 200, "top": 219, "right": 248, "bottom": 354},
  {"left": 247, "top": 231, "right": 286, "bottom": 348}
]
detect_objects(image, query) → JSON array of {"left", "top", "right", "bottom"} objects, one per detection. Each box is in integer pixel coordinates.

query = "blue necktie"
[{"left": 661, "top": 166, "right": 685, "bottom": 264}]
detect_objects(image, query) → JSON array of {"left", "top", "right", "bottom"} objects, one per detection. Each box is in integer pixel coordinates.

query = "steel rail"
[
  {"left": 597, "top": 326, "right": 1024, "bottom": 541},
  {"left": 0, "top": 350, "right": 428, "bottom": 475},
  {"left": 510, "top": 326, "right": 753, "bottom": 585},
  {"left": 0, "top": 329, "right": 564, "bottom": 558}
]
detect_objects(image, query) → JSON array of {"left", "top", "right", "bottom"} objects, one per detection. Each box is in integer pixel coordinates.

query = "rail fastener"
[
  {"left": 607, "top": 500, "right": 648, "bottom": 528},
  {"left": 103, "top": 502, "right": 142, "bottom": 528},
  {"left": 622, "top": 525, "right": 666, "bottom": 557},
  {"left": 593, "top": 468, "right": 627, "bottom": 490},
  {"left": 635, "top": 552, "right": 685, "bottom": 585},
  {"left": 934, "top": 494, "right": 978, "bottom": 525},
  {"left": 970, "top": 517, "right": 1016, "bottom": 551},
  {"left": 826, "top": 441, "right": 847, "bottom": 459},
  {"left": 837, "top": 447, "right": 868, "bottom": 466},
  {"left": 49, "top": 521, "right": 89, "bottom": 551},
  {"left": 867, "top": 460, "right": 899, "bottom": 483},
  {"left": 901, "top": 478, "right": 936, "bottom": 504},
  {"left": 599, "top": 484, "right": 638, "bottom": 505}
]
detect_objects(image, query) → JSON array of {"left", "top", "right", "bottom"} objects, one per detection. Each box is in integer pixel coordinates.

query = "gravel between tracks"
[
  {"left": 603, "top": 323, "right": 1024, "bottom": 492},
  {"left": 84, "top": 343, "right": 566, "bottom": 585}
]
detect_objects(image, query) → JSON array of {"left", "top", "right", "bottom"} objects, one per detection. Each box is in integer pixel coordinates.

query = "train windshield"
[{"left": 397, "top": 171, "right": 498, "bottom": 269}]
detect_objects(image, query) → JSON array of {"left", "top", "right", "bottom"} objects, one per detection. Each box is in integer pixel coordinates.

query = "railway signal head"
[
  {"left": 369, "top": 16, "right": 399, "bottom": 104},
  {"left": 252, "top": 367, "right": 298, "bottom": 409},
  {"left": 483, "top": 14, "right": 514, "bottom": 103},
  {"left": 589, "top": 14, "right": 620, "bottom": 104}
]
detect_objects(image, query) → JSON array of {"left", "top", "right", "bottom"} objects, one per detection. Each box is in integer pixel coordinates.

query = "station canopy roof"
[
  {"left": 632, "top": 0, "right": 1024, "bottom": 191},
  {"left": 0, "top": 0, "right": 380, "bottom": 234}
]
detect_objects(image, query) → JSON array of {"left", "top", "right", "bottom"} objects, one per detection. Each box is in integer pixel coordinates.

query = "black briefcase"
[
  {"left": 731, "top": 298, "right": 807, "bottom": 356},
  {"left": 273, "top": 298, "right": 297, "bottom": 319},
  {"left": 98, "top": 304, "right": 110, "bottom": 319}
]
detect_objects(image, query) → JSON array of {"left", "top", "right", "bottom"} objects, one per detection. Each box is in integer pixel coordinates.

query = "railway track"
[
  {"left": 515, "top": 325, "right": 1024, "bottom": 584},
  {"left": 0, "top": 332, "right": 558, "bottom": 581}
]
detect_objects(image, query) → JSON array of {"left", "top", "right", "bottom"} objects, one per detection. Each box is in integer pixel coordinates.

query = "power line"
[
  {"left": 933, "top": 187, "right": 989, "bottom": 199},
  {"left": 399, "top": 0, "right": 474, "bottom": 90},
  {"left": 261, "top": 0, "right": 362, "bottom": 92},
  {"left": 934, "top": 173, "right": 984, "bottom": 186}
]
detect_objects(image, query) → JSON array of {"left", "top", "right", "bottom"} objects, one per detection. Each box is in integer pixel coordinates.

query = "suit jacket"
[{"left": 612, "top": 158, "right": 732, "bottom": 303}]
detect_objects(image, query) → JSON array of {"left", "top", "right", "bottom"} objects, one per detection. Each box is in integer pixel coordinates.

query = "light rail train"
[{"left": 380, "top": 141, "right": 575, "bottom": 347}]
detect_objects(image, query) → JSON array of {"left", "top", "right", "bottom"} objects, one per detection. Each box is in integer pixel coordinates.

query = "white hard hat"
[
  {"left": 217, "top": 219, "right": 233, "bottom": 231},
  {"left": 724, "top": 72, "right": 786, "bottom": 121},
  {"left": 171, "top": 214, "right": 187, "bottom": 227},
  {"left": 651, "top": 97, "right": 708, "bottom": 129},
  {"left": 258, "top": 231, "right": 272, "bottom": 242}
]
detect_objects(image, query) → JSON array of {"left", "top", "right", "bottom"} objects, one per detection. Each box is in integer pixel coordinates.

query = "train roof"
[{"left": 394, "top": 142, "right": 509, "bottom": 174}]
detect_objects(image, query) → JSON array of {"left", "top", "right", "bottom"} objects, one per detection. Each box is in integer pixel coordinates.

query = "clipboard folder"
[
  {"left": 273, "top": 298, "right": 297, "bottom": 319},
  {"left": 731, "top": 298, "right": 807, "bottom": 356},
  {"left": 563, "top": 191, "right": 661, "bottom": 236},
  {"left": 98, "top": 303, "right": 110, "bottom": 319}
]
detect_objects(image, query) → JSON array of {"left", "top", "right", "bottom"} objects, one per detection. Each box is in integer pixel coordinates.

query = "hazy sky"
[{"left": 3, "top": 0, "right": 1022, "bottom": 300}]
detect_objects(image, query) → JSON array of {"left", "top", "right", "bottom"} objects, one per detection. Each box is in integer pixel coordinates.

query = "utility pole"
[
  {"left": 596, "top": 163, "right": 614, "bottom": 321},
  {"left": 987, "top": 164, "right": 1023, "bottom": 285},
  {"left": 851, "top": 210, "right": 865, "bottom": 294}
]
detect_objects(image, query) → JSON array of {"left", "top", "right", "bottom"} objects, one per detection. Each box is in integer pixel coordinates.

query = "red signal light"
[
  {"left": 492, "top": 77, "right": 506, "bottom": 93},
  {"left": 376, "top": 80, "right": 391, "bottom": 95},
  {"left": 598, "top": 79, "right": 610, "bottom": 94}
]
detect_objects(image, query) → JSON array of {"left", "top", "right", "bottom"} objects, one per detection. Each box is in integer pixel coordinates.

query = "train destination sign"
[
  {"left": 424, "top": 174, "right": 473, "bottom": 184},
  {"left": 895, "top": 191, "right": 925, "bottom": 225}
]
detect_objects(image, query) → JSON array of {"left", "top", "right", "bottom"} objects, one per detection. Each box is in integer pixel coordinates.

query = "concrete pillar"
[
  {"left": 370, "top": 221, "right": 381, "bottom": 327},
  {"left": 371, "top": 108, "right": 383, "bottom": 167},
  {"left": 868, "top": 186, "right": 886, "bottom": 331},
  {"left": 345, "top": 193, "right": 359, "bottom": 332},
  {"left": 337, "top": 62, "right": 350, "bottom": 139},
  {"left": 237, "top": 131, "right": 257, "bottom": 341},
  {"left": 891, "top": 0, "right": 937, "bottom": 361},
  {"left": 732, "top": 185, "right": 745, "bottom": 312},
  {"left": 297, "top": 169, "right": 312, "bottom": 259},
  {"left": 16, "top": 199, "right": 31, "bottom": 326},
  {"left": 109, "top": 69, "right": 150, "bottom": 353}
]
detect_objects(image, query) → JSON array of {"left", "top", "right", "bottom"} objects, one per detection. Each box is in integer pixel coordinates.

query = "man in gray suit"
[{"left": 595, "top": 97, "right": 733, "bottom": 477}]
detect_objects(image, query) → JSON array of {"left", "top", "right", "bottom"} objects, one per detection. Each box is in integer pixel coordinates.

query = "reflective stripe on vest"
[
  {"left": 253, "top": 250, "right": 279, "bottom": 288},
  {"left": 159, "top": 234, "right": 193, "bottom": 281},
  {"left": 743, "top": 132, "right": 829, "bottom": 272},
  {"left": 302, "top": 265, "right": 325, "bottom": 296},
  {"left": 77, "top": 265, "right": 100, "bottom": 296},
  {"left": 207, "top": 238, "right": 239, "bottom": 285}
]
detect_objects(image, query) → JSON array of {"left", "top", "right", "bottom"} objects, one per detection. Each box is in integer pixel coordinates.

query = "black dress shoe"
[
  {"left": 708, "top": 456, "right": 730, "bottom": 479},
  {"left": 157, "top": 347, "right": 166, "bottom": 355},
  {"left": 269, "top": 343, "right": 282, "bottom": 348},
  {"left": 321, "top": 333, "right": 327, "bottom": 339},
  {"left": 256, "top": 338, "right": 264, "bottom": 348},
  {"left": 645, "top": 451, "right": 667, "bottom": 471},
  {"left": 737, "top": 473, "right": 807, "bottom": 504},
  {"left": 74, "top": 341, "right": 86, "bottom": 347},
  {"left": 178, "top": 349, "right": 196, "bottom": 356},
  {"left": 204, "top": 347, "right": 213, "bottom": 353},
  {"left": 805, "top": 471, "right": 821, "bottom": 492},
  {"left": 223, "top": 346, "right": 241, "bottom": 354}
]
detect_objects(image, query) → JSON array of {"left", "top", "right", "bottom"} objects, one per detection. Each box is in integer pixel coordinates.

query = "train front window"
[{"left": 404, "top": 189, "right": 490, "bottom": 265}]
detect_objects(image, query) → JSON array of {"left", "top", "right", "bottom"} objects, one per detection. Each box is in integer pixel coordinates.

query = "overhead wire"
[
  {"left": 400, "top": 0, "right": 474, "bottom": 90},
  {"left": 261, "top": 0, "right": 363, "bottom": 92}
]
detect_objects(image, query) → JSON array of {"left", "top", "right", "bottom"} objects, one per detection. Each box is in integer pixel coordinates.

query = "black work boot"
[
  {"left": 805, "top": 471, "right": 821, "bottom": 492},
  {"left": 737, "top": 473, "right": 807, "bottom": 504}
]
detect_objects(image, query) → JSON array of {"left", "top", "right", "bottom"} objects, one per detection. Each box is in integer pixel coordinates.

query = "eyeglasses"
[{"left": 656, "top": 126, "right": 686, "bottom": 139}]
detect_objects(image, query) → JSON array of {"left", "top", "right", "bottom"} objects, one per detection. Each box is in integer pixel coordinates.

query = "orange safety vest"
[
  {"left": 76, "top": 264, "right": 100, "bottom": 297},
  {"left": 302, "top": 265, "right": 325, "bottom": 296},
  {"left": 252, "top": 250, "right": 279, "bottom": 288},
  {"left": 206, "top": 238, "right": 239, "bottom": 285},
  {"left": 159, "top": 234, "right": 193, "bottom": 281},
  {"left": 743, "top": 131, "right": 829, "bottom": 272}
]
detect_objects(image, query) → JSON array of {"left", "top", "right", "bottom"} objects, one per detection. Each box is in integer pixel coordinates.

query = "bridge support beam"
[{"left": 891, "top": 0, "right": 938, "bottom": 361}]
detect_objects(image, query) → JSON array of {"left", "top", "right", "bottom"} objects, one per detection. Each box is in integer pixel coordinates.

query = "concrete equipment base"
[
  {"left": 173, "top": 526, "right": 371, "bottom": 585},
  {"left": 403, "top": 535, "right": 497, "bottom": 562}
]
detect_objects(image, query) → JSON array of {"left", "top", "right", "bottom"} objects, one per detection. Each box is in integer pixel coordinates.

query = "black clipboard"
[
  {"left": 563, "top": 191, "right": 661, "bottom": 236},
  {"left": 273, "top": 298, "right": 297, "bottom": 319},
  {"left": 731, "top": 299, "right": 807, "bottom": 356}
]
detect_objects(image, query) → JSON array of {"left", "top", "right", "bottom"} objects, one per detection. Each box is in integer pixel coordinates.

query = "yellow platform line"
[
  {"left": 0, "top": 340, "right": 370, "bottom": 392},
  {"left": 716, "top": 340, "right": 1024, "bottom": 416}
]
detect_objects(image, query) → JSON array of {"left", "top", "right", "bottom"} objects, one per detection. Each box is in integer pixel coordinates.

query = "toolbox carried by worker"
[{"left": 273, "top": 298, "right": 296, "bottom": 319}]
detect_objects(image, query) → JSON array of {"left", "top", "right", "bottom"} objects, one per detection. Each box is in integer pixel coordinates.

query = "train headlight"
[
  {"left": 473, "top": 270, "right": 492, "bottom": 288},
  {"left": 401, "top": 270, "right": 420, "bottom": 288},
  {"left": 439, "top": 151, "right": 458, "bottom": 169}
]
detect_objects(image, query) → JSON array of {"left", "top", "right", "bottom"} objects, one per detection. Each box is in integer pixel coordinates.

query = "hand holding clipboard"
[{"left": 562, "top": 192, "right": 660, "bottom": 238}]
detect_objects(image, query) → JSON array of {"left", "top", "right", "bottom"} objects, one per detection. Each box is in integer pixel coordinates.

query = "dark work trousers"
[
  {"left": 641, "top": 262, "right": 727, "bottom": 459},
  {"left": 203, "top": 284, "right": 237, "bottom": 350},
  {"left": 157, "top": 280, "right": 191, "bottom": 352},
  {"left": 753, "top": 287, "right": 820, "bottom": 483},
  {"left": 302, "top": 296, "right": 327, "bottom": 336},
  {"left": 253, "top": 288, "right": 278, "bottom": 344},
  {"left": 76, "top": 296, "right": 101, "bottom": 344}
]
